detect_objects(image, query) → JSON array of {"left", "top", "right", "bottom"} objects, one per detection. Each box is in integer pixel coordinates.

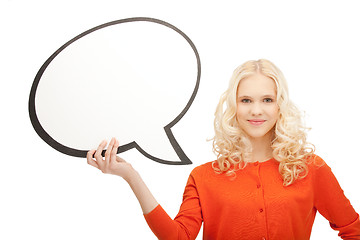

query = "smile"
[{"left": 248, "top": 119, "right": 266, "bottom": 126}]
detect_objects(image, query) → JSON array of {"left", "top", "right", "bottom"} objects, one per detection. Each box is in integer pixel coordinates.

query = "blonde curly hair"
[{"left": 212, "top": 59, "right": 314, "bottom": 186}]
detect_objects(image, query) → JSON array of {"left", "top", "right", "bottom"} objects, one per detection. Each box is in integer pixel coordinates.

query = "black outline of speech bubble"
[{"left": 28, "top": 17, "right": 200, "bottom": 165}]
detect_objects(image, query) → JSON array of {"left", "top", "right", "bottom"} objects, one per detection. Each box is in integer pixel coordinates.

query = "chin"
[{"left": 246, "top": 130, "right": 274, "bottom": 140}]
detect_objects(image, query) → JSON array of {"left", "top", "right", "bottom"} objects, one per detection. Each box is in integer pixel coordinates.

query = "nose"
[{"left": 250, "top": 102, "right": 263, "bottom": 116}]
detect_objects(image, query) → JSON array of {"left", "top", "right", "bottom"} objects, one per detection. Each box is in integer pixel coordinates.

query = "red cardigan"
[{"left": 144, "top": 155, "right": 360, "bottom": 239}]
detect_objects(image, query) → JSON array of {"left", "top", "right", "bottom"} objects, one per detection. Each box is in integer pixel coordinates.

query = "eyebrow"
[
  {"left": 262, "top": 94, "right": 276, "bottom": 98},
  {"left": 237, "top": 94, "right": 276, "bottom": 99},
  {"left": 237, "top": 95, "right": 251, "bottom": 99}
]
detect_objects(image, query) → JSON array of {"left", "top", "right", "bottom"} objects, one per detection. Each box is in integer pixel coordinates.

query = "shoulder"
[
  {"left": 305, "top": 155, "right": 346, "bottom": 196},
  {"left": 306, "top": 154, "right": 333, "bottom": 177},
  {"left": 190, "top": 161, "right": 217, "bottom": 178},
  {"left": 306, "top": 154, "right": 326, "bottom": 167},
  {"left": 191, "top": 161, "right": 215, "bottom": 174}
]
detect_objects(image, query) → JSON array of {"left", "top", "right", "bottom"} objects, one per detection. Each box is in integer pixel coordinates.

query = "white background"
[{"left": 1, "top": 0, "right": 359, "bottom": 239}]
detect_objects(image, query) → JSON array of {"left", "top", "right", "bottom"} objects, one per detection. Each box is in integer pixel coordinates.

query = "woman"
[{"left": 87, "top": 59, "right": 360, "bottom": 239}]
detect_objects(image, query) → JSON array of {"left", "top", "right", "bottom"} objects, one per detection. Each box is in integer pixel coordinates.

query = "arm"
[
  {"left": 313, "top": 159, "right": 360, "bottom": 239},
  {"left": 86, "top": 138, "right": 158, "bottom": 214},
  {"left": 87, "top": 138, "right": 203, "bottom": 240},
  {"left": 144, "top": 173, "right": 203, "bottom": 240}
]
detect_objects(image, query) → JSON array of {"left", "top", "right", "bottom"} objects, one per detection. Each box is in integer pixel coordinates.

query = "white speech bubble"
[{"left": 29, "top": 18, "right": 201, "bottom": 164}]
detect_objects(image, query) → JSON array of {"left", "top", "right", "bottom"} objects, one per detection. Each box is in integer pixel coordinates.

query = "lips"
[{"left": 248, "top": 119, "right": 266, "bottom": 126}]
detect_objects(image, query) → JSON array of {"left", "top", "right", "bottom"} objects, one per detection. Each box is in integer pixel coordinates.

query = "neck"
[{"left": 248, "top": 133, "right": 274, "bottom": 163}]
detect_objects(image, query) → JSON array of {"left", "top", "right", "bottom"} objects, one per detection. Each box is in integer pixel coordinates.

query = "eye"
[
  {"left": 263, "top": 98, "right": 274, "bottom": 103},
  {"left": 241, "top": 98, "right": 251, "bottom": 103}
]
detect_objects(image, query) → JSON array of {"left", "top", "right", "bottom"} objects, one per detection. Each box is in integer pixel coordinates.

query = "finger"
[
  {"left": 110, "top": 139, "right": 119, "bottom": 163},
  {"left": 94, "top": 140, "right": 107, "bottom": 167},
  {"left": 95, "top": 140, "right": 107, "bottom": 158},
  {"left": 105, "top": 138, "right": 115, "bottom": 164},
  {"left": 87, "top": 159, "right": 99, "bottom": 169},
  {"left": 87, "top": 149, "right": 99, "bottom": 169},
  {"left": 87, "top": 149, "right": 96, "bottom": 161}
]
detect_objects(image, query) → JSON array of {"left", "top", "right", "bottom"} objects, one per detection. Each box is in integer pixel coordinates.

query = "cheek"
[
  {"left": 268, "top": 105, "right": 280, "bottom": 120},
  {"left": 236, "top": 106, "right": 247, "bottom": 120},
  {"left": 273, "top": 109, "right": 280, "bottom": 123}
]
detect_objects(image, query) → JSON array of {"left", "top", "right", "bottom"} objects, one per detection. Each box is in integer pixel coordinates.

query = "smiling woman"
[
  {"left": 213, "top": 59, "right": 314, "bottom": 186},
  {"left": 87, "top": 59, "right": 360, "bottom": 239},
  {"left": 235, "top": 73, "right": 279, "bottom": 145}
]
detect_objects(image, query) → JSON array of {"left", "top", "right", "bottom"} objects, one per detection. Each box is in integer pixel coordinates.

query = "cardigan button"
[
  {"left": 253, "top": 162, "right": 259, "bottom": 166},
  {"left": 261, "top": 237, "right": 266, "bottom": 240},
  {"left": 257, "top": 184, "right": 261, "bottom": 189},
  {"left": 259, "top": 208, "right": 264, "bottom": 213}
]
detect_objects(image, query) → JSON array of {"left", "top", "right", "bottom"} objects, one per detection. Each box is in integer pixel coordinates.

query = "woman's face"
[{"left": 236, "top": 73, "right": 279, "bottom": 141}]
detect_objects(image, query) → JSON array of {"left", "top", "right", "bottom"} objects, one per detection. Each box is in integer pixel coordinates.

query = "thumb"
[{"left": 116, "top": 156, "right": 126, "bottom": 163}]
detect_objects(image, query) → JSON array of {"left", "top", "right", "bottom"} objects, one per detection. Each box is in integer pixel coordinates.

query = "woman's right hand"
[
  {"left": 86, "top": 138, "right": 135, "bottom": 182},
  {"left": 87, "top": 137, "right": 159, "bottom": 214}
]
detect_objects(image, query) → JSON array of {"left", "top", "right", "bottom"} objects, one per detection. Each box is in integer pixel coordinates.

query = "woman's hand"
[
  {"left": 86, "top": 137, "right": 159, "bottom": 214},
  {"left": 87, "top": 138, "right": 135, "bottom": 182}
]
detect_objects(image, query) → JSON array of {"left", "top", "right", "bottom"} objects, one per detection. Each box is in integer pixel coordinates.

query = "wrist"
[{"left": 124, "top": 167, "right": 141, "bottom": 185}]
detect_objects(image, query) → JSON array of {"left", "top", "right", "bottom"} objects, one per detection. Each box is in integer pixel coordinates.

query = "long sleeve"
[
  {"left": 144, "top": 173, "right": 203, "bottom": 240},
  {"left": 313, "top": 160, "right": 360, "bottom": 239}
]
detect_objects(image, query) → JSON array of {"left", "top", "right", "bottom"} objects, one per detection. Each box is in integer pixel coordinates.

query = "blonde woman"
[{"left": 87, "top": 59, "right": 360, "bottom": 239}]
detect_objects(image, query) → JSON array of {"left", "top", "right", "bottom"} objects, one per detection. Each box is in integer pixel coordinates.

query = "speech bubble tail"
[{"left": 133, "top": 128, "right": 192, "bottom": 165}]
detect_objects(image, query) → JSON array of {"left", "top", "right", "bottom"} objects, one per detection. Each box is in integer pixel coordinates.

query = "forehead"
[{"left": 237, "top": 73, "right": 277, "bottom": 96}]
